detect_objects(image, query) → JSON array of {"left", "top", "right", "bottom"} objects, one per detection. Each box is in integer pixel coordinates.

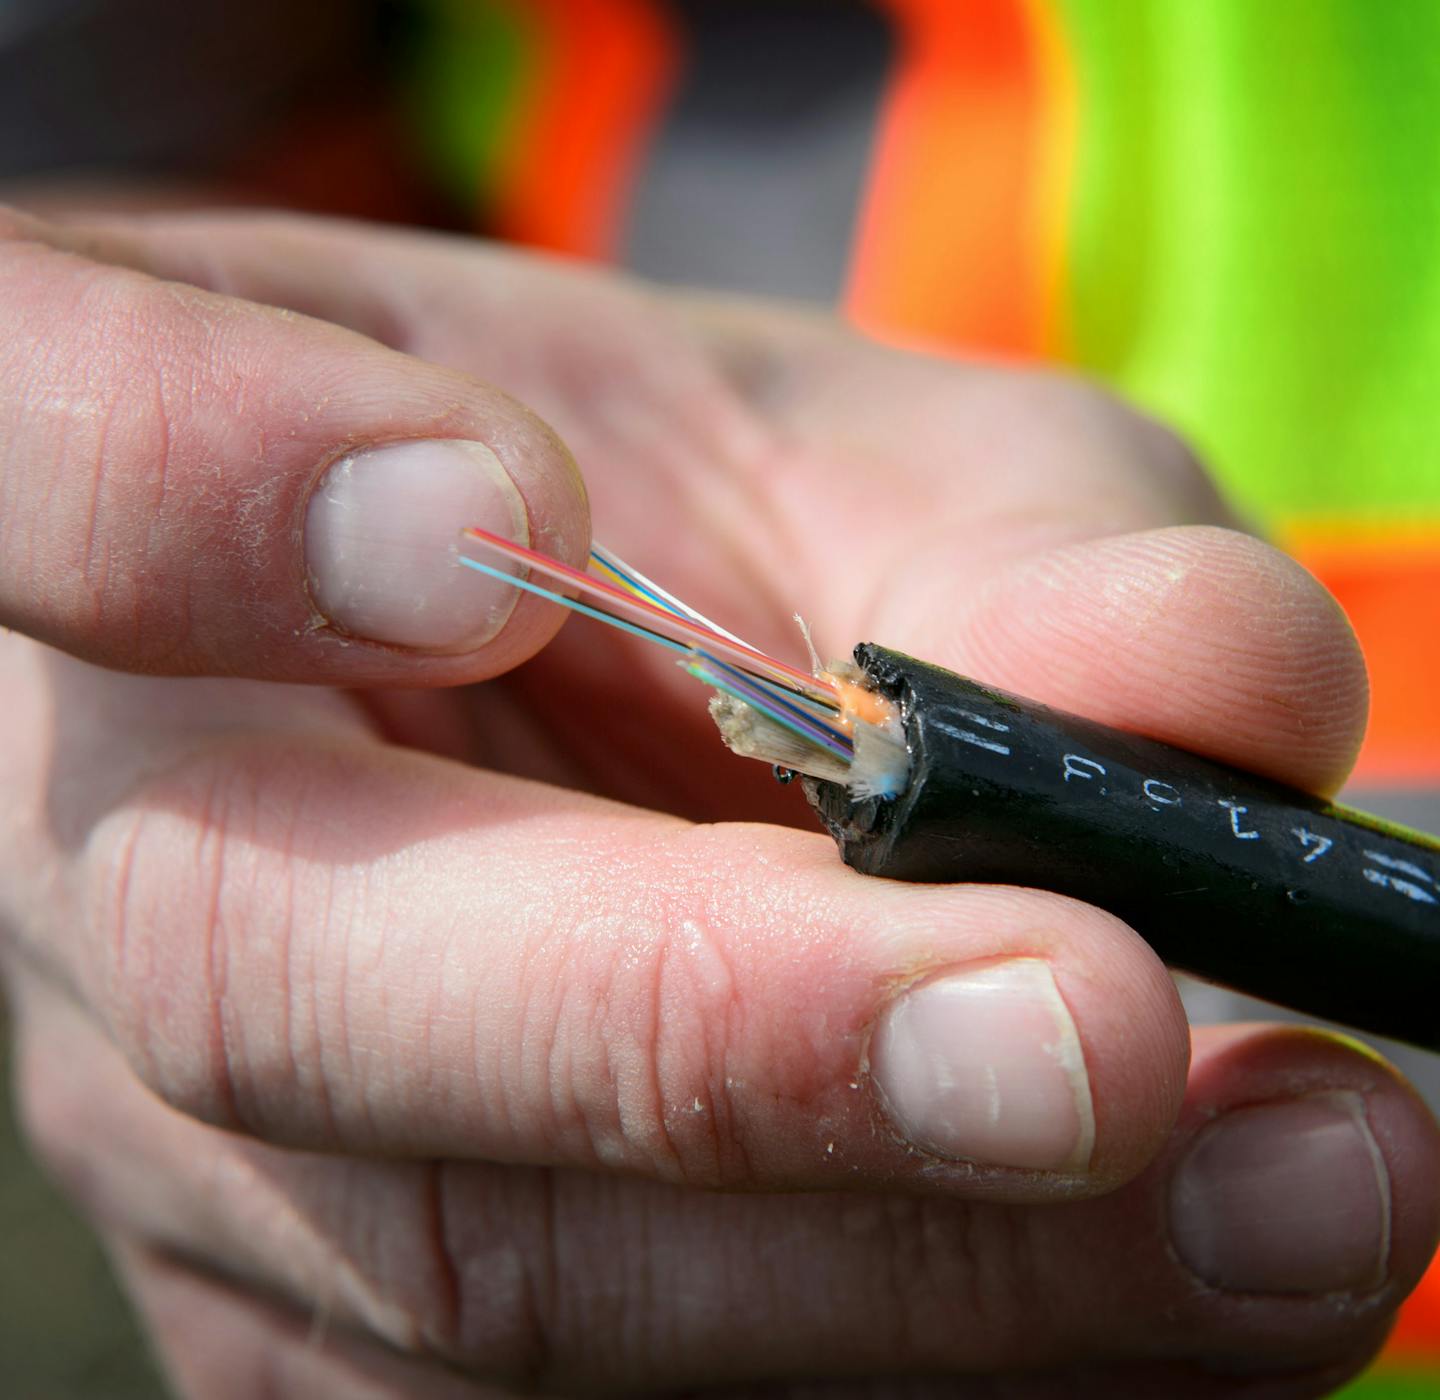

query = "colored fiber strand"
[
  {"left": 695, "top": 656, "right": 852, "bottom": 752},
  {"left": 456, "top": 555, "right": 690, "bottom": 654},
  {"left": 743, "top": 671, "right": 846, "bottom": 721},
  {"left": 590, "top": 544, "right": 754, "bottom": 650},
  {"left": 687, "top": 660, "right": 856, "bottom": 762},
  {"left": 591, "top": 547, "right": 848, "bottom": 728},
  {"left": 592, "top": 546, "right": 847, "bottom": 729},
  {"left": 462, "top": 526, "right": 835, "bottom": 704},
  {"left": 457, "top": 529, "right": 859, "bottom": 773},
  {"left": 689, "top": 653, "right": 855, "bottom": 760}
]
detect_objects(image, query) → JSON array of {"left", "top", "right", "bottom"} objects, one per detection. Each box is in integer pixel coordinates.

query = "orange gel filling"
[{"left": 822, "top": 673, "right": 900, "bottom": 735}]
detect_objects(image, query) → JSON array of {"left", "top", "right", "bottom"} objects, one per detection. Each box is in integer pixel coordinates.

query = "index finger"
[{"left": 0, "top": 207, "right": 588, "bottom": 682}]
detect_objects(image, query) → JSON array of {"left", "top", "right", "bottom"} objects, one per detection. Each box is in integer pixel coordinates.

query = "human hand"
[{"left": 2, "top": 209, "right": 1435, "bottom": 1398}]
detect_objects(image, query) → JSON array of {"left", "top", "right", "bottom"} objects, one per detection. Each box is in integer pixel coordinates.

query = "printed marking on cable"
[
  {"left": 1363, "top": 868, "right": 1438, "bottom": 905},
  {"left": 1142, "top": 778, "right": 1181, "bottom": 809},
  {"left": 1292, "top": 828, "right": 1334, "bottom": 863},
  {"left": 953, "top": 709, "right": 1010, "bottom": 734},
  {"left": 933, "top": 711, "right": 1011, "bottom": 756},
  {"left": 1218, "top": 800, "right": 1260, "bottom": 840},
  {"left": 1365, "top": 850, "right": 1435, "bottom": 885}
]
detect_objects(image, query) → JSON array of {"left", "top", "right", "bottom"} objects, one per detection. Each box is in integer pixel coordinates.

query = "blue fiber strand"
[
  {"left": 696, "top": 652, "right": 853, "bottom": 752},
  {"left": 689, "top": 662, "right": 854, "bottom": 763},
  {"left": 458, "top": 556, "right": 691, "bottom": 654},
  {"left": 690, "top": 665, "right": 853, "bottom": 762},
  {"left": 697, "top": 655, "right": 850, "bottom": 750},
  {"left": 747, "top": 669, "right": 841, "bottom": 716},
  {"left": 463, "top": 553, "right": 849, "bottom": 763},
  {"left": 589, "top": 553, "right": 679, "bottom": 616}
]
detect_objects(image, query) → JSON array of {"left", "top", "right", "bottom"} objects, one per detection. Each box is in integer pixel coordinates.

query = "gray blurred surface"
[
  {"left": 623, "top": 0, "right": 890, "bottom": 301},
  {"left": 0, "top": 0, "right": 359, "bottom": 179}
]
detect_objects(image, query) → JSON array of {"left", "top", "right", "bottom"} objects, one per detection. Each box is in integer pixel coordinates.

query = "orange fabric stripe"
[
  {"left": 1024, "top": 0, "right": 1078, "bottom": 358},
  {"left": 1283, "top": 526, "right": 1440, "bottom": 785},
  {"left": 845, "top": 0, "right": 1054, "bottom": 357},
  {"left": 491, "top": 0, "right": 678, "bottom": 260},
  {"left": 1382, "top": 1250, "right": 1440, "bottom": 1362}
]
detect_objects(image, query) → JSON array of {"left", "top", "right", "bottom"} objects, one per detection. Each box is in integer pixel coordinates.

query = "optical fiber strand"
[
  {"left": 462, "top": 526, "right": 834, "bottom": 702},
  {"left": 457, "top": 528, "right": 900, "bottom": 790}
]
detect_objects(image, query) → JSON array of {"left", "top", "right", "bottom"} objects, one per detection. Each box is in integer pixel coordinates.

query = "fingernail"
[
  {"left": 870, "top": 958, "right": 1096, "bottom": 1171},
  {"left": 305, "top": 439, "right": 529, "bottom": 651},
  {"left": 1169, "top": 1092, "right": 1390, "bottom": 1294}
]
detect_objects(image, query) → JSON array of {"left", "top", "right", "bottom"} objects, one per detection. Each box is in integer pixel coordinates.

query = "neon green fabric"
[{"left": 1060, "top": 0, "right": 1440, "bottom": 527}]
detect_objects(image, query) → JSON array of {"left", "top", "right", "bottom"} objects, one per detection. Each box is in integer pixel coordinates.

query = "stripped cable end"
[
  {"left": 708, "top": 693, "right": 851, "bottom": 786},
  {"left": 843, "top": 706, "right": 911, "bottom": 799},
  {"left": 458, "top": 526, "right": 911, "bottom": 798},
  {"left": 707, "top": 666, "right": 910, "bottom": 798}
]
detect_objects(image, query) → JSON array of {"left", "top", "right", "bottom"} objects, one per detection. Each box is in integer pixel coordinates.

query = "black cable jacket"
[{"left": 804, "top": 645, "right": 1440, "bottom": 1050}]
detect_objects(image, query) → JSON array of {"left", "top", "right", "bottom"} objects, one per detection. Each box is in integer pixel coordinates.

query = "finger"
[
  {"left": 872, "top": 525, "right": 1368, "bottom": 795},
  {"left": 116, "top": 1239, "right": 1392, "bottom": 1400},
  {"left": 15, "top": 526, "right": 1363, "bottom": 1201},
  {"left": 59, "top": 212, "right": 1232, "bottom": 621},
  {"left": 61, "top": 209, "right": 1353, "bottom": 798},
  {"left": 113, "top": 1245, "right": 500, "bottom": 1400},
  {"left": 42, "top": 654, "right": 1187, "bottom": 1199},
  {"left": 0, "top": 206, "right": 588, "bottom": 682},
  {"left": 19, "top": 982, "right": 1430, "bottom": 1394},
  {"left": 679, "top": 307, "right": 1365, "bottom": 794},
  {"left": 47, "top": 210, "right": 807, "bottom": 671},
  {"left": 699, "top": 1365, "right": 1389, "bottom": 1400},
  {"left": 73, "top": 214, "right": 1232, "bottom": 560},
  {"left": 116, "top": 1252, "right": 1357, "bottom": 1400}
]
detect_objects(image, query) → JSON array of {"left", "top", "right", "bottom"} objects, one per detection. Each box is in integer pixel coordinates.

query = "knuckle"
[
  {"left": 865, "top": 1197, "right": 1047, "bottom": 1366},
  {"left": 82, "top": 750, "right": 296, "bottom": 1134},
  {"left": 1054, "top": 378, "right": 1224, "bottom": 522},
  {"left": 643, "top": 899, "right": 748, "bottom": 1188},
  {"left": 436, "top": 1166, "right": 687, "bottom": 1391},
  {"left": 547, "top": 833, "right": 751, "bottom": 1188},
  {"left": 0, "top": 249, "right": 194, "bottom": 660},
  {"left": 439, "top": 1164, "right": 567, "bottom": 1384},
  {"left": 1113, "top": 405, "right": 1225, "bottom": 520}
]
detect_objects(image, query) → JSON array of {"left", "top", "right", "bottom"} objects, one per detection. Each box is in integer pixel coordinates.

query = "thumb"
[{"left": 0, "top": 207, "right": 589, "bottom": 683}]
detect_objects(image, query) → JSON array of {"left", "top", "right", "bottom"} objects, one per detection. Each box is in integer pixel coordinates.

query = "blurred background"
[{"left": 2, "top": 1, "right": 1438, "bottom": 1395}]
